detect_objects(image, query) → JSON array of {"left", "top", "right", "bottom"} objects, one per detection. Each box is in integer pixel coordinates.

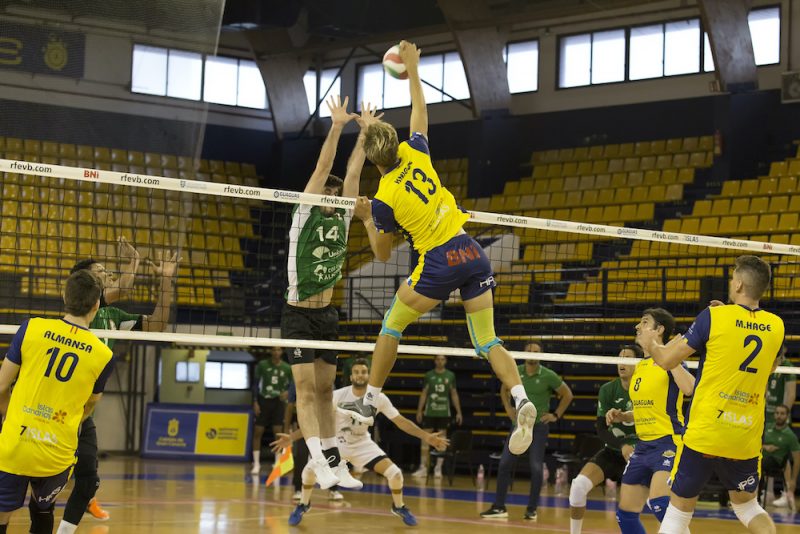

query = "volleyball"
[{"left": 382, "top": 44, "right": 407, "bottom": 79}]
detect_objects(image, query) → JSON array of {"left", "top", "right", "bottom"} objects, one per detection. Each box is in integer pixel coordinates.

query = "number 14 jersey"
[
  {"left": 0, "top": 318, "right": 114, "bottom": 476},
  {"left": 683, "top": 304, "right": 785, "bottom": 459},
  {"left": 372, "top": 133, "right": 469, "bottom": 255}
]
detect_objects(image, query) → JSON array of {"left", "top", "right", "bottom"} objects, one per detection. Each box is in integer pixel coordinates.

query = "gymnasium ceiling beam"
[{"left": 698, "top": 0, "right": 758, "bottom": 92}]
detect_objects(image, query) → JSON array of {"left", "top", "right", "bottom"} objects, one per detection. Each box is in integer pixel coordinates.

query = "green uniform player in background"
[
  {"left": 762, "top": 404, "right": 800, "bottom": 509},
  {"left": 251, "top": 347, "right": 292, "bottom": 475},
  {"left": 413, "top": 355, "right": 462, "bottom": 478},
  {"left": 766, "top": 345, "right": 795, "bottom": 425}
]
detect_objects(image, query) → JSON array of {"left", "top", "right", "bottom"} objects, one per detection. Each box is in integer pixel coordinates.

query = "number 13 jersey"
[
  {"left": 0, "top": 318, "right": 114, "bottom": 476},
  {"left": 683, "top": 304, "right": 785, "bottom": 459},
  {"left": 372, "top": 133, "right": 470, "bottom": 255}
]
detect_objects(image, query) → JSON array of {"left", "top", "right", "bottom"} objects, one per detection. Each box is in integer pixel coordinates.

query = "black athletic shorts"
[
  {"left": 422, "top": 416, "right": 452, "bottom": 433},
  {"left": 255, "top": 396, "right": 285, "bottom": 428},
  {"left": 281, "top": 304, "right": 339, "bottom": 366},
  {"left": 588, "top": 446, "right": 628, "bottom": 482}
]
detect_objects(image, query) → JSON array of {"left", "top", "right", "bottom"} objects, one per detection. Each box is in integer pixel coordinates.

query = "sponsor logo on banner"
[
  {"left": 721, "top": 239, "right": 747, "bottom": 248},
  {"left": 577, "top": 224, "right": 604, "bottom": 234},
  {"left": 120, "top": 174, "right": 159, "bottom": 186},
  {"left": 497, "top": 215, "right": 525, "bottom": 225},
  {"left": 83, "top": 169, "right": 99, "bottom": 179},
  {"left": 9, "top": 161, "right": 52, "bottom": 174},
  {"left": 180, "top": 180, "right": 207, "bottom": 191},
  {"left": 273, "top": 190, "right": 299, "bottom": 200},
  {"left": 617, "top": 228, "right": 638, "bottom": 236},
  {"left": 168, "top": 418, "right": 180, "bottom": 437},
  {"left": 546, "top": 219, "right": 568, "bottom": 229},
  {"left": 224, "top": 185, "right": 261, "bottom": 197}
]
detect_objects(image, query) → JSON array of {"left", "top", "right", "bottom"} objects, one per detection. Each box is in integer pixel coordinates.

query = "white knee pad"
[
  {"left": 383, "top": 464, "right": 403, "bottom": 489},
  {"left": 731, "top": 498, "right": 766, "bottom": 528},
  {"left": 301, "top": 463, "right": 316, "bottom": 485},
  {"left": 569, "top": 474, "right": 595, "bottom": 507}
]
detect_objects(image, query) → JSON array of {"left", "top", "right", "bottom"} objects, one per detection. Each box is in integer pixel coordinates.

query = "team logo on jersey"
[
  {"left": 51, "top": 410, "right": 67, "bottom": 424},
  {"left": 311, "top": 246, "right": 332, "bottom": 260},
  {"left": 662, "top": 450, "right": 676, "bottom": 458},
  {"left": 294, "top": 348, "right": 303, "bottom": 359},
  {"left": 168, "top": 418, "right": 180, "bottom": 437}
]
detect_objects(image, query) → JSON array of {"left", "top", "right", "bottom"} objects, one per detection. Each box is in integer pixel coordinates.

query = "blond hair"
[{"left": 364, "top": 122, "right": 399, "bottom": 168}]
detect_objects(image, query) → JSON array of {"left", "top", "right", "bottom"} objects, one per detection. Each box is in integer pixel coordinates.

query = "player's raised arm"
[
  {"left": 399, "top": 40, "right": 427, "bottom": 139},
  {"left": 103, "top": 236, "right": 141, "bottom": 304},
  {"left": 142, "top": 251, "right": 180, "bottom": 332},
  {"left": 342, "top": 102, "right": 383, "bottom": 199},
  {"left": 304, "top": 95, "right": 354, "bottom": 195}
]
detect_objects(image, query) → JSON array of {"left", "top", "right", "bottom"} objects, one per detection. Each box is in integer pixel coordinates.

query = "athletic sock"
[
  {"left": 305, "top": 437, "right": 325, "bottom": 462},
  {"left": 301, "top": 484, "right": 314, "bottom": 506},
  {"left": 364, "top": 385, "right": 382, "bottom": 407},
  {"left": 570, "top": 518, "right": 583, "bottom": 534},
  {"left": 252, "top": 451, "right": 259, "bottom": 464},
  {"left": 616, "top": 509, "right": 646, "bottom": 534},
  {"left": 323, "top": 447, "right": 342, "bottom": 466},
  {"left": 56, "top": 521, "right": 78, "bottom": 534},
  {"left": 510, "top": 385, "right": 529, "bottom": 409}
]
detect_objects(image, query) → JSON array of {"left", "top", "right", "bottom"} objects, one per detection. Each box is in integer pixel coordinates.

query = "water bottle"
[
  {"left": 476, "top": 464, "right": 485, "bottom": 491},
  {"left": 542, "top": 463, "right": 550, "bottom": 486},
  {"left": 555, "top": 466, "right": 567, "bottom": 495}
]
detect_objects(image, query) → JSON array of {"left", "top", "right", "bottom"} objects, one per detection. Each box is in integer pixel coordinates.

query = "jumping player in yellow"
[
  {"left": 639, "top": 256, "right": 785, "bottom": 534},
  {"left": 340, "top": 40, "right": 535, "bottom": 455},
  {"left": 0, "top": 270, "right": 114, "bottom": 534}
]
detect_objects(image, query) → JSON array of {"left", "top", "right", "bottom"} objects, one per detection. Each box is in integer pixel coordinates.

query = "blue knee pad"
[
  {"left": 616, "top": 509, "right": 646, "bottom": 534},
  {"left": 648, "top": 496, "right": 670, "bottom": 522}
]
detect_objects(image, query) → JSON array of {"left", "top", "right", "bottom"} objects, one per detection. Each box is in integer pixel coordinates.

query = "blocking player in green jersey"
[
  {"left": 762, "top": 404, "right": 800, "bottom": 510},
  {"left": 281, "top": 96, "right": 383, "bottom": 491},
  {"left": 250, "top": 347, "right": 292, "bottom": 475},
  {"left": 412, "top": 354, "right": 462, "bottom": 479},
  {"left": 56, "top": 247, "right": 178, "bottom": 533},
  {"left": 569, "top": 345, "right": 641, "bottom": 534},
  {"left": 765, "top": 345, "right": 795, "bottom": 425}
]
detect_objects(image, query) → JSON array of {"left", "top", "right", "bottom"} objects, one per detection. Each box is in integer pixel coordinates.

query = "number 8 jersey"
[
  {"left": 0, "top": 318, "right": 114, "bottom": 476},
  {"left": 372, "top": 133, "right": 470, "bottom": 255},
  {"left": 682, "top": 304, "right": 785, "bottom": 459}
]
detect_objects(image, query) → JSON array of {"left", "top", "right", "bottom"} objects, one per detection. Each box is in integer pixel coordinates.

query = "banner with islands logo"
[
  {"left": 0, "top": 22, "right": 85, "bottom": 78},
  {"left": 143, "top": 403, "right": 252, "bottom": 461}
]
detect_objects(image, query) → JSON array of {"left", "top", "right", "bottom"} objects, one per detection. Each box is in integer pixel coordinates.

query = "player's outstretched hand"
[
  {"left": 270, "top": 433, "right": 292, "bottom": 453},
  {"left": 427, "top": 431, "right": 449, "bottom": 451},
  {"left": 327, "top": 95, "right": 354, "bottom": 127},
  {"left": 354, "top": 102, "right": 383, "bottom": 131},
  {"left": 354, "top": 196, "right": 372, "bottom": 221},
  {"left": 118, "top": 236, "right": 140, "bottom": 261},
  {"left": 398, "top": 40, "right": 421, "bottom": 69},
  {"left": 147, "top": 250, "right": 182, "bottom": 279},
  {"left": 606, "top": 408, "right": 623, "bottom": 426}
]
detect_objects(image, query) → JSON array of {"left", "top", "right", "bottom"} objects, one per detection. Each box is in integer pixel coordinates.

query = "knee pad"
[
  {"left": 73, "top": 475, "right": 100, "bottom": 500},
  {"left": 380, "top": 296, "right": 423, "bottom": 340},
  {"left": 301, "top": 463, "right": 316, "bottom": 486},
  {"left": 647, "top": 496, "right": 670, "bottom": 522},
  {"left": 383, "top": 464, "right": 403, "bottom": 489},
  {"left": 28, "top": 500, "right": 54, "bottom": 534},
  {"left": 569, "top": 474, "right": 595, "bottom": 508},
  {"left": 466, "top": 308, "right": 503, "bottom": 357},
  {"left": 731, "top": 498, "right": 766, "bottom": 528}
]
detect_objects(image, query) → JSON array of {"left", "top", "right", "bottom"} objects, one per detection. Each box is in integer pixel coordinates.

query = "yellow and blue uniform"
[
  {"left": 371, "top": 133, "right": 493, "bottom": 302},
  {"left": 621, "top": 357, "right": 685, "bottom": 487},
  {"left": 0, "top": 318, "right": 114, "bottom": 511},
  {"left": 670, "top": 304, "right": 785, "bottom": 498}
]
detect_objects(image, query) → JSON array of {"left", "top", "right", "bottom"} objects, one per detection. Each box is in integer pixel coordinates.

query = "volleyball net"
[{"left": 0, "top": 155, "right": 798, "bottom": 375}]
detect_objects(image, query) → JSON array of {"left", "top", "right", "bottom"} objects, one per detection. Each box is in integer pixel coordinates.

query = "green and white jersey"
[
  {"left": 597, "top": 378, "right": 637, "bottom": 450},
  {"left": 254, "top": 359, "right": 292, "bottom": 399},
  {"left": 286, "top": 204, "right": 352, "bottom": 303},
  {"left": 766, "top": 359, "right": 796, "bottom": 424},
  {"left": 91, "top": 306, "right": 142, "bottom": 350},
  {"left": 423, "top": 369, "right": 456, "bottom": 417}
]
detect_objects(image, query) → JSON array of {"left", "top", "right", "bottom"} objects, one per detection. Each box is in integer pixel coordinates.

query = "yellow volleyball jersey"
[
  {"left": 629, "top": 357, "right": 685, "bottom": 442},
  {"left": 0, "top": 318, "right": 114, "bottom": 476},
  {"left": 682, "top": 304, "right": 785, "bottom": 459},
  {"left": 372, "top": 133, "right": 470, "bottom": 254}
]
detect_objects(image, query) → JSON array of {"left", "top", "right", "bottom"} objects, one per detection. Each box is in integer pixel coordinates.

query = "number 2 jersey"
[
  {"left": 683, "top": 304, "right": 785, "bottom": 459},
  {"left": 0, "top": 318, "right": 114, "bottom": 476},
  {"left": 372, "top": 133, "right": 470, "bottom": 255}
]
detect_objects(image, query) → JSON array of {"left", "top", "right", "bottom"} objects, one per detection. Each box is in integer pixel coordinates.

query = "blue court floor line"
[{"left": 100, "top": 472, "right": 800, "bottom": 525}]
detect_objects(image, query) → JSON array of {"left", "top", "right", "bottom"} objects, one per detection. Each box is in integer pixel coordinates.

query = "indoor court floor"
[{"left": 7, "top": 457, "right": 799, "bottom": 533}]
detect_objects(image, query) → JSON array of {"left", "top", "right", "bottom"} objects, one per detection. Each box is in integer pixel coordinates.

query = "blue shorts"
[
  {"left": 621, "top": 436, "right": 678, "bottom": 487},
  {"left": 0, "top": 465, "right": 72, "bottom": 512},
  {"left": 408, "top": 234, "right": 495, "bottom": 301},
  {"left": 670, "top": 444, "right": 760, "bottom": 497}
]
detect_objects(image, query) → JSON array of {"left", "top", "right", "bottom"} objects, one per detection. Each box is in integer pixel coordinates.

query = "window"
[
  {"left": 357, "top": 51, "right": 471, "bottom": 110},
  {"left": 664, "top": 19, "right": 700, "bottom": 76},
  {"left": 304, "top": 68, "right": 342, "bottom": 118},
  {"left": 175, "top": 361, "right": 200, "bottom": 383},
  {"left": 559, "top": 31, "right": 624, "bottom": 88},
  {"left": 629, "top": 25, "right": 664, "bottom": 80},
  {"left": 749, "top": 7, "right": 780, "bottom": 66},
  {"left": 167, "top": 49, "right": 202, "bottom": 101},
  {"left": 132, "top": 45, "right": 267, "bottom": 109},
  {"left": 504, "top": 40, "right": 539, "bottom": 93},
  {"left": 703, "top": 33, "right": 715, "bottom": 72},
  {"left": 204, "top": 361, "right": 249, "bottom": 390},
  {"left": 132, "top": 45, "right": 167, "bottom": 96}
]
